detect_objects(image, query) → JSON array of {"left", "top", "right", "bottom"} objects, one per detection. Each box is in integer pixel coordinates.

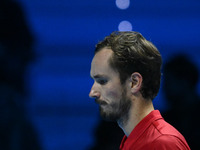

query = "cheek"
[{"left": 103, "top": 87, "right": 122, "bottom": 101}]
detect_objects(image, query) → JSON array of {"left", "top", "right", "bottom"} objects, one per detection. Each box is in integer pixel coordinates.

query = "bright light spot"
[
  {"left": 118, "top": 20, "right": 132, "bottom": 31},
  {"left": 116, "top": 0, "right": 130, "bottom": 10}
]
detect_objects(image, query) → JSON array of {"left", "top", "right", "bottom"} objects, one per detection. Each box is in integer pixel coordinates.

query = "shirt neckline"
[{"left": 120, "top": 110, "right": 163, "bottom": 149}]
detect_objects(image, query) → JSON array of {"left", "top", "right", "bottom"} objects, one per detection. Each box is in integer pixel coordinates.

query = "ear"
[{"left": 130, "top": 72, "right": 143, "bottom": 94}]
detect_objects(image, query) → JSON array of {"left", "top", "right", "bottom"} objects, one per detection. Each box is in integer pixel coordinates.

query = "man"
[{"left": 89, "top": 31, "right": 190, "bottom": 150}]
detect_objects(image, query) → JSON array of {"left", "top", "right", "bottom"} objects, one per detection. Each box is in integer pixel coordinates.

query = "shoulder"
[{"left": 151, "top": 134, "right": 190, "bottom": 150}]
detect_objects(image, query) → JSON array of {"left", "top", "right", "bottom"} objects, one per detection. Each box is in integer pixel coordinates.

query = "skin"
[{"left": 89, "top": 48, "right": 154, "bottom": 136}]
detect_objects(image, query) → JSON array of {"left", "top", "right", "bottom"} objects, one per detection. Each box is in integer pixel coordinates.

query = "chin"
[{"left": 100, "top": 108, "right": 120, "bottom": 122}]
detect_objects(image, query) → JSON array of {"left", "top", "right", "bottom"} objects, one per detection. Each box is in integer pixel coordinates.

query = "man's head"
[
  {"left": 89, "top": 31, "right": 162, "bottom": 121},
  {"left": 95, "top": 31, "right": 162, "bottom": 100}
]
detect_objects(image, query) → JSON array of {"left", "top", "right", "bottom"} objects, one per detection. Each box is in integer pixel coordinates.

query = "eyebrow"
[{"left": 91, "top": 74, "right": 107, "bottom": 79}]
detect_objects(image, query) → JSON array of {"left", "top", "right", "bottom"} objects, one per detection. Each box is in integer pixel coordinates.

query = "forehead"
[{"left": 90, "top": 48, "right": 116, "bottom": 77}]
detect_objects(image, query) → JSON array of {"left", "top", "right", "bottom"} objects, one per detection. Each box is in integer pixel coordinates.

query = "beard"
[{"left": 96, "top": 89, "right": 132, "bottom": 122}]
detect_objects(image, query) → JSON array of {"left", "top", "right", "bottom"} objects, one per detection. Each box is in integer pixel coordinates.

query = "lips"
[{"left": 95, "top": 99, "right": 107, "bottom": 105}]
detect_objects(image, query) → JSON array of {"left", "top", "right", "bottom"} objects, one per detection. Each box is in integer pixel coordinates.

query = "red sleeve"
[{"left": 150, "top": 135, "right": 190, "bottom": 150}]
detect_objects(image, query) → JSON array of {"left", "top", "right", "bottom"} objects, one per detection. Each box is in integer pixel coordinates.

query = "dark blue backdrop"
[{"left": 14, "top": 0, "right": 200, "bottom": 149}]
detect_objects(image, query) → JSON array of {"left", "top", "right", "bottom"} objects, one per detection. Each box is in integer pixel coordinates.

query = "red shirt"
[{"left": 120, "top": 110, "right": 190, "bottom": 150}]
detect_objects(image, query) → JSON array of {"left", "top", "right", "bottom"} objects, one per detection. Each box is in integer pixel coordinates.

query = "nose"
[{"left": 89, "top": 83, "right": 100, "bottom": 99}]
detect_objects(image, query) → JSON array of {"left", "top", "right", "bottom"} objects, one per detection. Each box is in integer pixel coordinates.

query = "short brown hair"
[{"left": 95, "top": 31, "right": 162, "bottom": 100}]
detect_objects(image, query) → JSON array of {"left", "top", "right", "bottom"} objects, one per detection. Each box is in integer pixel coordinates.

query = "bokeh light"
[
  {"left": 116, "top": 0, "right": 130, "bottom": 10},
  {"left": 118, "top": 20, "right": 132, "bottom": 31}
]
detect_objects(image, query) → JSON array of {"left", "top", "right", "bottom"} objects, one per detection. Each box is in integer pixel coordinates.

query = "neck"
[{"left": 117, "top": 97, "right": 154, "bottom": 137}]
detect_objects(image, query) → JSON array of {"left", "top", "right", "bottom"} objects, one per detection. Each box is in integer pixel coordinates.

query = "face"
[{"left": 89, "top": 48, "right": 131, "bottom": 121}]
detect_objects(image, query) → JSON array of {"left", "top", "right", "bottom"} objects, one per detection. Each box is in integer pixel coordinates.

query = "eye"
[{"left": 97, "top": 79, "right": 108, "bottom": 85}]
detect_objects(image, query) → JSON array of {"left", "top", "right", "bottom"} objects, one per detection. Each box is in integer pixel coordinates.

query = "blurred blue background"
[{"left": 1, "top": 0, "right": 200, "bottom": 149}]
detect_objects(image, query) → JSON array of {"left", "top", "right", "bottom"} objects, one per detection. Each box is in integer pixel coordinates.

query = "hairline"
[{"left": 95, "top": 46, "right": 130, "bottom": 85}]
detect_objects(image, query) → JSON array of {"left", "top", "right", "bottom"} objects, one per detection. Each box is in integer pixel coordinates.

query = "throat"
[{"left": 117, "top": 110, "right": 131, "bottom": 136}]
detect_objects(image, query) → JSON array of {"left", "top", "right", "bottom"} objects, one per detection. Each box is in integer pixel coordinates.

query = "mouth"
[{"left": 95, "top": 99, "right": 107, "bottom": 105}]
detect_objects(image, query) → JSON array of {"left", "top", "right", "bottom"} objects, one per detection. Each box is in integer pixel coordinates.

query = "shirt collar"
[{"left": 120, "top": 110, "right": 163, "bottom": 149}]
